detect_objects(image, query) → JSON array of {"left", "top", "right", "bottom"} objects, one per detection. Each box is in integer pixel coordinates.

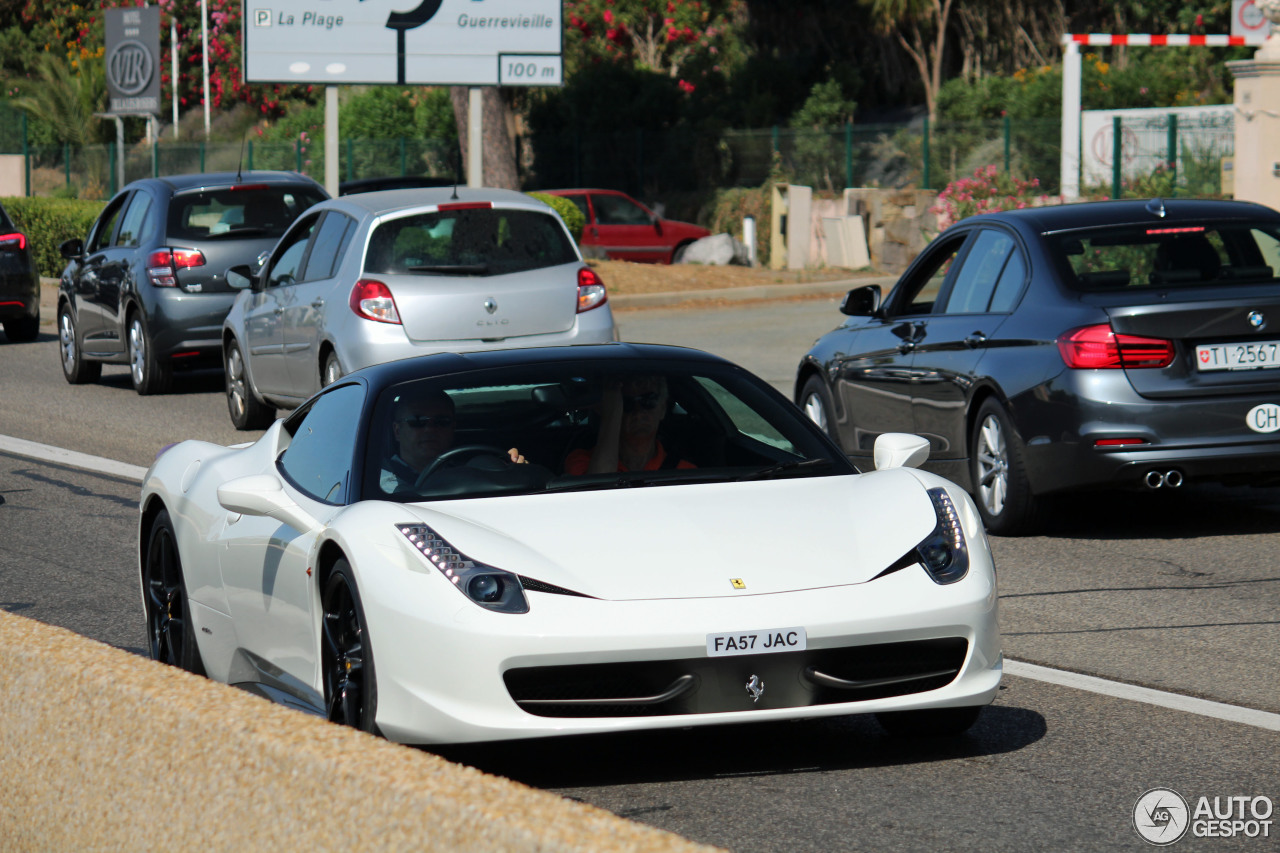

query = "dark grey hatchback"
[
  {"left": 797, "top": 198, "right": 1280, "bottom": 535},
  {"left": 57, "top": 171, "right": 327, "bottom": 394}
]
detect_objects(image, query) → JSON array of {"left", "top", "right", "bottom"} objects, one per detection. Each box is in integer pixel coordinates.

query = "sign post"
[{"left": 242, "top": 0, "right": 563, "bottom": 192}]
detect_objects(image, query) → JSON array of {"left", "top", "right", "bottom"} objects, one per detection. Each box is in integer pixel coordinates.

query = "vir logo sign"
[{"left": 105, "top": 7, "right": 161, "bottom": 115}]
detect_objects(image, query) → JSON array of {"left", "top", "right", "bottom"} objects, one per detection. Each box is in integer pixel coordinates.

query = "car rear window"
[
  {"left": 363, "top": 208, "right": 577, "bottom": 277},
  {"left": 1052, "top": 221, "right": 1280, "bottom": 291},
  {"left": 167, "top": 185, "right": 326, "bottom": 241}
]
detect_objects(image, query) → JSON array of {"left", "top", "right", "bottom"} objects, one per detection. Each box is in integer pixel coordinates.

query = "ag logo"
[
  {"left": 1133, "top": 788, "right": 1189, "bottom": 845},
  {"left": 107, "top": 40, "right": 154, "bottom": 95}
]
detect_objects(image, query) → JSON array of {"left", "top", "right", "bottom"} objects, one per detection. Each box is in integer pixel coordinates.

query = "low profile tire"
[
  {"left": 321, "top": 350, "right": 343, "bottom": 387},
  {"left": 875, "top": 705, "right": 983, "bottom": 738},
  {"left": 3, "top": 314, "right": 39, "bottom": 343},
  {"left": 800, "top": 374, "right": 840, "bottom": 447},
  {"left": 58, "top": 303, "right": 101, "bottom": 384},
  {"left": 322, "top": 561, "right": 379, "bottom": 734},
  {"left": 224, "top": 339, "right": 275, "bottom": 430},
  {"left": 143, "top": 509, "right": 206, "bottom": 675},
  {"left": 970, "top": 397, "right": 1041, "bottom": 535},
  {"left": 128, "top": 311, "right": 172, "bottom": 395}
]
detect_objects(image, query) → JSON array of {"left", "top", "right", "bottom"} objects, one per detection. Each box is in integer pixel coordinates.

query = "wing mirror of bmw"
[
  {"left": 840, "top": 284, "right": 882, "bottom": 317},
  {"left": 59, "top": 238, "right": 84, "bottom": 259}
]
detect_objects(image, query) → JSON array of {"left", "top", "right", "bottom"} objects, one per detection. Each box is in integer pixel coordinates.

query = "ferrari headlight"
[
  {"left": 397, "top": 524, "right": 529, "bottom": 614},
  {"left": 916, "top": 488, "right": 969, "bottom": 584}
]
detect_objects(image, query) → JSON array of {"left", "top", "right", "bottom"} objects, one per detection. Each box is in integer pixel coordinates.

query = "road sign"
[{"left": 243, "top": 0, "right": 563, "bottom": 86}]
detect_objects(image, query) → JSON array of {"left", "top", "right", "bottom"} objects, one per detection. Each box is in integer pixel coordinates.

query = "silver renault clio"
[{"left": 221, "top": 187, "right": 617, "bottom": 429}]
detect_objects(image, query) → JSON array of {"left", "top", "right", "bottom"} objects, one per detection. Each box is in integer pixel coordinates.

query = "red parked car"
[{"left": 545, "top": 189, "right": 710, "bottom": 264}]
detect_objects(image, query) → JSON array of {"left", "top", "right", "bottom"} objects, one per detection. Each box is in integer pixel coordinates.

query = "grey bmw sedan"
[{"left": 797, "top": 198, "right": 1280, "bottom": 534}]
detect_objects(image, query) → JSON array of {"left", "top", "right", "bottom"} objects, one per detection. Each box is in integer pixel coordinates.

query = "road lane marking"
[
  {"left": 1006, "top": 659, "right": 1280, "bottom": 731},
  {"left": 5, "top": 433, "right": 1279, "bottom": 732},
  {"left": 0, "top": 434, "right": 148, "bottom": 482}
]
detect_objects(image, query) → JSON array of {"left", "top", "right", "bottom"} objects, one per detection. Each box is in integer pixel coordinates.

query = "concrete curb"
[
  {"left": 0, "top": 609, "right": 721, "bottom": 851},
  {"left": 609, "top": 276, "right": 896, "bottom": 310}
]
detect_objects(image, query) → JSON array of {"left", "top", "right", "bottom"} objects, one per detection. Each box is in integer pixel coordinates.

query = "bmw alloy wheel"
[
  {"left": 974, "top": 413, "right": 1009, "bottom": 518},
  {"left": 803, "top": 391, "right": 828, "bottom": 432}
]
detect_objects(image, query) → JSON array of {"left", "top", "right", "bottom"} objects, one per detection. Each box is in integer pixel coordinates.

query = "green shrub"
[
  {"left": 2, "top": 196, "right": 104, "bottom": 278},
  {"left": 707, "top": 184, "right": 770, "bottom": 267},
  {"left": 526, "top": 192, "right": 584, "bottom": 243}
]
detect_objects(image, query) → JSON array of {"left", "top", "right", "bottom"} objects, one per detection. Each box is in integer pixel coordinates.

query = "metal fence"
[{"left": 0, "top": 101, "right": 1236, "bottom": 203}]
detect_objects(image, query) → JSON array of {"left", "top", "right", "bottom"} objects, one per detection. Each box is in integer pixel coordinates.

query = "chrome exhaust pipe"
[
  {"left": 1144, "top": 470, "right": 1165, "bottom": 489},
  {"left": 1164, "top": 469, "right": 1184, "bottom": 488}
]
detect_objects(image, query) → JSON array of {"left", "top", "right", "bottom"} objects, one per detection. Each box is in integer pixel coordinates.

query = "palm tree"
[{"left": 12, "top": 52, "right": 108, "bottom": 146}]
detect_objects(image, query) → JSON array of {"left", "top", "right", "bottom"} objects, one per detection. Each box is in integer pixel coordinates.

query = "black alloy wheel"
[
  {"left": 128, "top": 311, "right": 172, "bottom": 395},
  {"left": 58, "top": 302, "right": 101, "bottom": 384},
  {"left": 322, "top": 561, "right": 379, "bottom": 734},
  {"left": 224, "top": 338, "right": 275, "bottom": 430},
  {"left": 875, "top": 705, "right": 983, "bottom": 737},
  {"left": 143, "top": 510, "right": 206, "bottom": 675}
]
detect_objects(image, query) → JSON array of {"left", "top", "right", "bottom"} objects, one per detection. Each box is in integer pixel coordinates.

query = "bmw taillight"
[
  {"left": 577, "top": 266, "right": 608, "bottom": 313},
  {"left": 146, "top": 248, "right": 205, "bottom": 288},
  {"left": 350, "top": 278, "right": 402, "bottom": 324},
  {"left": 0, "top": 232, "right": 27, "bottom": 251},
  {"left": 1058, "top": 324, "right": 1175, "bottom": 369}
]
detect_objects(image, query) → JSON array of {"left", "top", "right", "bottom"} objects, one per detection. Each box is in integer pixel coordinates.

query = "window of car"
[
  {"left": 561, "top": 194, "right": 590, "bottom": 222},
  {"left": 362, "top": 361, "right": 853, "bottom": 503},
  {"left": 363, "top": 208, "right": 577, "bottom": 277},
  {"left": 939, "top": 229, "right": 1026, "bottom": 314},
  {"left": 88, "top": 193, "right": 130, "bottom": 253},
  {"left": 115, "top": 192, "right": 155, "bottom": 248},
  {"left": 279, "top": 382, "right": 366, "bottom": 504},
  {"left": 168, "top": 184, "right": 326, "bottom": 241},
  {"left": 888, "top": 232, "right": 967, "bottom": 317},
  {"left": 592, "top": 194, "right": 653, "bottom": 226},
  {"left": 1052, "top": 221, "right": 1280, "bottom": 290},
  {"left": 300, "top": 212, "right": 355, "bottom": 281},
  {"left": 267, "top": 215, "right": 320, "bottom": 288}
]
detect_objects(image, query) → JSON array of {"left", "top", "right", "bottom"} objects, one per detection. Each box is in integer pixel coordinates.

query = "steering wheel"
[{"left": 414, "top": 444, "right": 514, "bottom": 488}]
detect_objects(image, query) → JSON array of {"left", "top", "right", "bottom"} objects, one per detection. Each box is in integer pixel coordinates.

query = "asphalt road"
[{"left": 2, "top": 304, "right": 1279, "bottom": 851}]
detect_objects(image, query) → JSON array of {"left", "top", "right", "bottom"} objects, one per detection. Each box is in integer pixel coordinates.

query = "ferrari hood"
[{"left": 400, "top": 472, "right": 939, "bottom": 601}]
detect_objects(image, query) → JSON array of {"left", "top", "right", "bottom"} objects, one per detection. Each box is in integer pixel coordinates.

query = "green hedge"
[
  {"left": 2, "top": 197, "right": 104, "bottom": 279},
  {"left": 526, "top": 192, "right": 584, "bottom": 243}
]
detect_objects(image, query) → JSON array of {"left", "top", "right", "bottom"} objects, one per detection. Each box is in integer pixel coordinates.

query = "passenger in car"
[
  {"left": 564, "top": 375, "right": 696, "bottom": 474},
  {"left": 381, "top": 390, "right": 525, "bottom": 492}
]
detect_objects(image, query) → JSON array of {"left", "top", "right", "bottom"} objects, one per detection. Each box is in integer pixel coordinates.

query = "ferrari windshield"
[{"left": 362, "top": 360, "right": 853, "bottom": 502}]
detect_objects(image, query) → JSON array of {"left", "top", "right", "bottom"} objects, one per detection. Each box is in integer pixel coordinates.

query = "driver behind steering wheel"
[{"left": 380, "top": 390, "right": 525, "bottom": 493}]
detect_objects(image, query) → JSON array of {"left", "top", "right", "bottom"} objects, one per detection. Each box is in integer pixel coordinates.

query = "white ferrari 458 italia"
[{"left": 139, "top": 343, "right": 1001, "bottom": 744}]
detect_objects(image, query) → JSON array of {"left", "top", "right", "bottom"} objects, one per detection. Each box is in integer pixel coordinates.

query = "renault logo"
[
  {"left": 484, "top": 298, "right": 498, "bottom": 314},
  {"left": 1248, "top": 311, "right": 1266, "bottom": 331},
  {"left": 745, "top": 674, "right": 764, "bottom": 703}
]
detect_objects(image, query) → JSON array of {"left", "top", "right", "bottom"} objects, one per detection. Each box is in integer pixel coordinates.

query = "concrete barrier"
[{"left": 0, "top": 610, "right": 721, "bottom": 852}]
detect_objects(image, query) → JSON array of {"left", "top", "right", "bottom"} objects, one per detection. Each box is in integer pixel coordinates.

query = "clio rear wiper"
[{"left": 407, "top": 263, "right": 490, "bottom": 275}]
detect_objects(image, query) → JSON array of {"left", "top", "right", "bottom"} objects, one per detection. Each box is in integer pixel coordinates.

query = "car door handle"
[
  {"left": 311, "top": 299, "right": 325, "bottom": 309},
  {"left": 964, "top": 332, "right": 988, "bottom": 348},
  {"left": 897, "top": 340, "right": 915, "bottom": 354},
  {"left": 273, "top": 307, "right": 284, "bottom": 316}
]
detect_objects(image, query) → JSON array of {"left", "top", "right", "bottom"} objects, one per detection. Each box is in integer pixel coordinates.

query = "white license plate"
[
  {"left": 706, "top": 627, "right": 807, "bottom": 657},
  {"left": 1196, "top": 341, "right": 1280, "bottom": 372}
]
